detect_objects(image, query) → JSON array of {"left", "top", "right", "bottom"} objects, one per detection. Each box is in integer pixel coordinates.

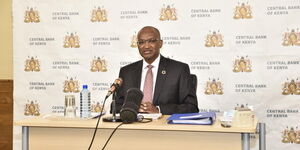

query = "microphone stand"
[
  {"left": 88, "top": 79, "right": 123, "bottom": 149},
  {"left": 111, "top": 92, "right": 117, "bottom": 121},
  {"left": 102, "top": 90, "right": 122, "bottom": 122}
]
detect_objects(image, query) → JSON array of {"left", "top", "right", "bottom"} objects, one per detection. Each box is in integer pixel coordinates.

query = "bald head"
[{"left": 137, "top": 26, "right": 161, "bottom": 40}]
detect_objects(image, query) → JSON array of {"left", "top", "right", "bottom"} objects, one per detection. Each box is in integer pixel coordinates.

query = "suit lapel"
[
  {"left": 132, "top": 60, "right": 143, "bottom": 89},
  {"left": 153, "top": 56, "right": 168, "bottom": 104}
]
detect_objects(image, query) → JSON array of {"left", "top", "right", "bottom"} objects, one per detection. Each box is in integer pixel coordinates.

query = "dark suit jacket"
[{"left": 115, "top": 55, "right": 199, "bottom": 115}]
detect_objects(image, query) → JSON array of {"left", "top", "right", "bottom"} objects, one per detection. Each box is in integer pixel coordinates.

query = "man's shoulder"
[
  {"left": 164, "top": 57, "right": 189, "bottom": 68},
  {"left": 121, "top": 60, "right": 142, "bottom": 71}
]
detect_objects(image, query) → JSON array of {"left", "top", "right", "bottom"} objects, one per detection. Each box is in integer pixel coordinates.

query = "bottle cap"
[{"left": 82, "top": 85, "right": 88, "bottom": 89}]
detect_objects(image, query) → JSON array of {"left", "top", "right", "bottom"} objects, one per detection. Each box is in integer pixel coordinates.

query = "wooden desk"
[{"left": 15, "top": 115, "right": 263, "bottom": 150}]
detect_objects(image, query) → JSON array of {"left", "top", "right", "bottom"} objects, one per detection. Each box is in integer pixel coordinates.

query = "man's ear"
[{"left": 159, "top": 40, "right": 163, "bottom": 48}]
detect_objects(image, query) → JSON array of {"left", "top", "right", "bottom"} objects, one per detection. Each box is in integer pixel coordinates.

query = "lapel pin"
[{"left": 162, "top": 70, "right": 166, "bottom": 75}]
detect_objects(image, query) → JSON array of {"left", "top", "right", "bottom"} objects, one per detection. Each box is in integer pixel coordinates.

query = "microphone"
[
  {"left": 105, "top": 78, "right": 123, "bottom": 99},
  {"left": 120, "top": 88, "right": 143, "bottom": 123}
]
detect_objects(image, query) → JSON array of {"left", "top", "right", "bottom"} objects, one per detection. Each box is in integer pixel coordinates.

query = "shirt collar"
[{"left": 142, "top": 55, "right": 160, "bottom": 69}]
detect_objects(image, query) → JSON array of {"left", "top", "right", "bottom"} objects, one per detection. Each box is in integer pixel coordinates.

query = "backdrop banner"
[{"left": 13, "top": 0, "right": 300, "bottom": 149}]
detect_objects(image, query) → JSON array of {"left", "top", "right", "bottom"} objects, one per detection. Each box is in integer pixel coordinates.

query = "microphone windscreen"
[{"left": 120, "top": 88, "right": 143, "bottom": 123}]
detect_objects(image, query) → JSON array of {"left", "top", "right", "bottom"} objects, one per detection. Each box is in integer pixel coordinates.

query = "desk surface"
[{"left": 15, "top": 114, "right": 257, "bottom": 133}]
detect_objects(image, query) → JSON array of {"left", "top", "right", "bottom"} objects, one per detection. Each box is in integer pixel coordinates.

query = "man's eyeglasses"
[{"left": 137, "top": 39, "right": 160, "bottom": 46}]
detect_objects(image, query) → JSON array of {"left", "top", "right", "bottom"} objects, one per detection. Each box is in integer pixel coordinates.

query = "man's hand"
[{"left": 138, "top": 102, "right": 159, "bottom": 113}]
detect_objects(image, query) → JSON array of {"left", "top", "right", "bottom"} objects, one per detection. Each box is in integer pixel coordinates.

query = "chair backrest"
[{"left": 190, "top": 74, "right": 197, "bottom": 92}]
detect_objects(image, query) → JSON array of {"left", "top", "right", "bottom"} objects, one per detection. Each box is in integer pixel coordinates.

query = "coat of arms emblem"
[
  {"left": 24, "top": 100, "right": 40, "bottom": 116},
  {"left": 159, "top": 5, "right": 177, "bottom": 21},
  {"left": 282, "top": 79, "right": 300, "bottom": 95},
  {"left": 90, "top": 57, "right": 108, "bottom": 72},
  {"left": 24, "top": 56, "right": 40, "bottom": 72},
  {"left": 234, "top": 3, "right": 252, "bottom": 19},
  {"left": 24, "top": 7, "right": 40, "bottom": 23},
  {"left": 205, "top": 31, "right": 224, "bottom": 47},
  {"left": 63, "top": 33, "right": 80, "bottom": 48},
  {"left": 91, "top": 101, "right": 104, "bottom": 113},
  {"left": 281, "top": 127, "right": 300, "bottom": 144},
  {"left": 130, "top": 33, "right": 138, "bottom": 48},
  {"left": 282, "top": 29, "right": 300, "bottom": 46},
  {"left": 233, "top": 56, "right": 252, "bottom": 72},
  {"left": 204, "top": 78, "right": 224, "bottom": 95},
  {"left": 91, "top": 6, "right": 108, "bottom": 22},
  {"left": 63, "top": 77, "right": 80, "bottom": 93}
]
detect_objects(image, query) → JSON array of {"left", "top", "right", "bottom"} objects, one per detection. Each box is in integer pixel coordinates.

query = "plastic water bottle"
[{"left": 80, "top": 85, "right": 91, "bottom": 118}]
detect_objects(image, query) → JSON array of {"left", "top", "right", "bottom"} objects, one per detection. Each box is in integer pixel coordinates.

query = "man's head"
[{"left": 137, "top": 26, "right": 163, "bottom": 64}]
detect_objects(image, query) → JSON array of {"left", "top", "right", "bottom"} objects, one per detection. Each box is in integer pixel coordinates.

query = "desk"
[{"left": 15, "top": 115, "right": 265, "bottom": 150}]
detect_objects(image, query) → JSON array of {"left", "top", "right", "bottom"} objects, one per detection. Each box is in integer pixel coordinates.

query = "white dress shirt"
[{"left": 140, "top": 55, "right": 161, "bottom": 97}]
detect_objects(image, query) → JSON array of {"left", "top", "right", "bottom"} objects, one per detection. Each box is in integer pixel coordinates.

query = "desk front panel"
[{"left": 29, "top": 127, "right": 241, "bottom": 150}]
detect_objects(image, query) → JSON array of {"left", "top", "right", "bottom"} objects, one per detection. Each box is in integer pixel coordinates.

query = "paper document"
[
  {"left": 138, "top": 113, "right": 162, "bottom": 120},
  {"left": 180, "top": 114, "right": 203, "bottom": 119}
]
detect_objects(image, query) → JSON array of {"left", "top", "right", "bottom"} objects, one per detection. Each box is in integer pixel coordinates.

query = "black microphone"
[
  {"left": 105, "top": 78, "right": 123, "bottom": 99},
  {"left": 120, "top": 88, "right": 143, "bottom": 123}
]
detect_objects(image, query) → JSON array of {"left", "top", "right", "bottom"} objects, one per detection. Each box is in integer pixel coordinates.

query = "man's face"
[{"left": 137, "top": 28, "right": 162, "bottom": 64}]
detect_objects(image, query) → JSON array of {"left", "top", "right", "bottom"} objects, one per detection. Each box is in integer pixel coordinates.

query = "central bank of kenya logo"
[
  {"left": 130, "top": 32, "right": 138, "bottom": 48},
  {"left": 204, "top": 78, "right": 224, "bottom": 95},
  {"left": 233, "top": 2, "right": 252, "bottom": 19},
  {"left": 90, "top": 56, "right": 108, "bottom": 72},
  {"left": 282, "top": 78, "right": 300, "bottom": 95},
  {"left": 24, "top": 100, "right": 40, "bottom": 116},
  {"left": 205, "top": 30, "right": 224, "bottom": 47},
  {"left": 24, "top": 7, "right": 40, "bottom": 23},
  {"left": 24, "top": 56, "right": 40, "bottom": 72},
  {"left": 159, "top": 4, "right": 177, "bottom": 21},
  {"left": 281, "top": 126, "right": 300, "bottom": 144},
  {"left": 63, "top": 32, "right": 80, "bottom": 48},
  {"left": 282, "top": 29, "right": 300, "bottom": 46},
  {"left": 91, "top": 101, "right": 104, "bottom": 113},
  {"left": 91, "top": 6, "right": 108, "bottom": 22},
  {"left": 233, "top": 56, "right": 252, "bottom": 72},
  {"left": 63, "top": 77, "right": 80, "bottom": 93}
]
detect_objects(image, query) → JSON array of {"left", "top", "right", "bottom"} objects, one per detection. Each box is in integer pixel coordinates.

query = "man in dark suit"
[{"left": 115, "top": 26, "right": 198, "bottom": 115}]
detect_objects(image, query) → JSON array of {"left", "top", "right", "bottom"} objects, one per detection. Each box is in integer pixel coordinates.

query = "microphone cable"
[
  {"left": 101, "top": 116, "right": 152, "bottom": 149},
  {"left": 101, "top": 122, "right": 124, "bottom": 150},
  {"left": 100, "top": 116, "right": 153, "bottom": 149},
  {"left": 88, "top": 97, "right": 107, "bottom": 150}
]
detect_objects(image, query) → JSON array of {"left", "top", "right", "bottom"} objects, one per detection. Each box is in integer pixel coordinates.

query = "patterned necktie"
[{"left": 142, "top": 65, "right": 153, "bottom": 102}]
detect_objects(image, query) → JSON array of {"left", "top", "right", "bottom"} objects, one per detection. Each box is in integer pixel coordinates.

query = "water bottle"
[{"left": 80, "top": 85, "right": 91, "bottom": 118}]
